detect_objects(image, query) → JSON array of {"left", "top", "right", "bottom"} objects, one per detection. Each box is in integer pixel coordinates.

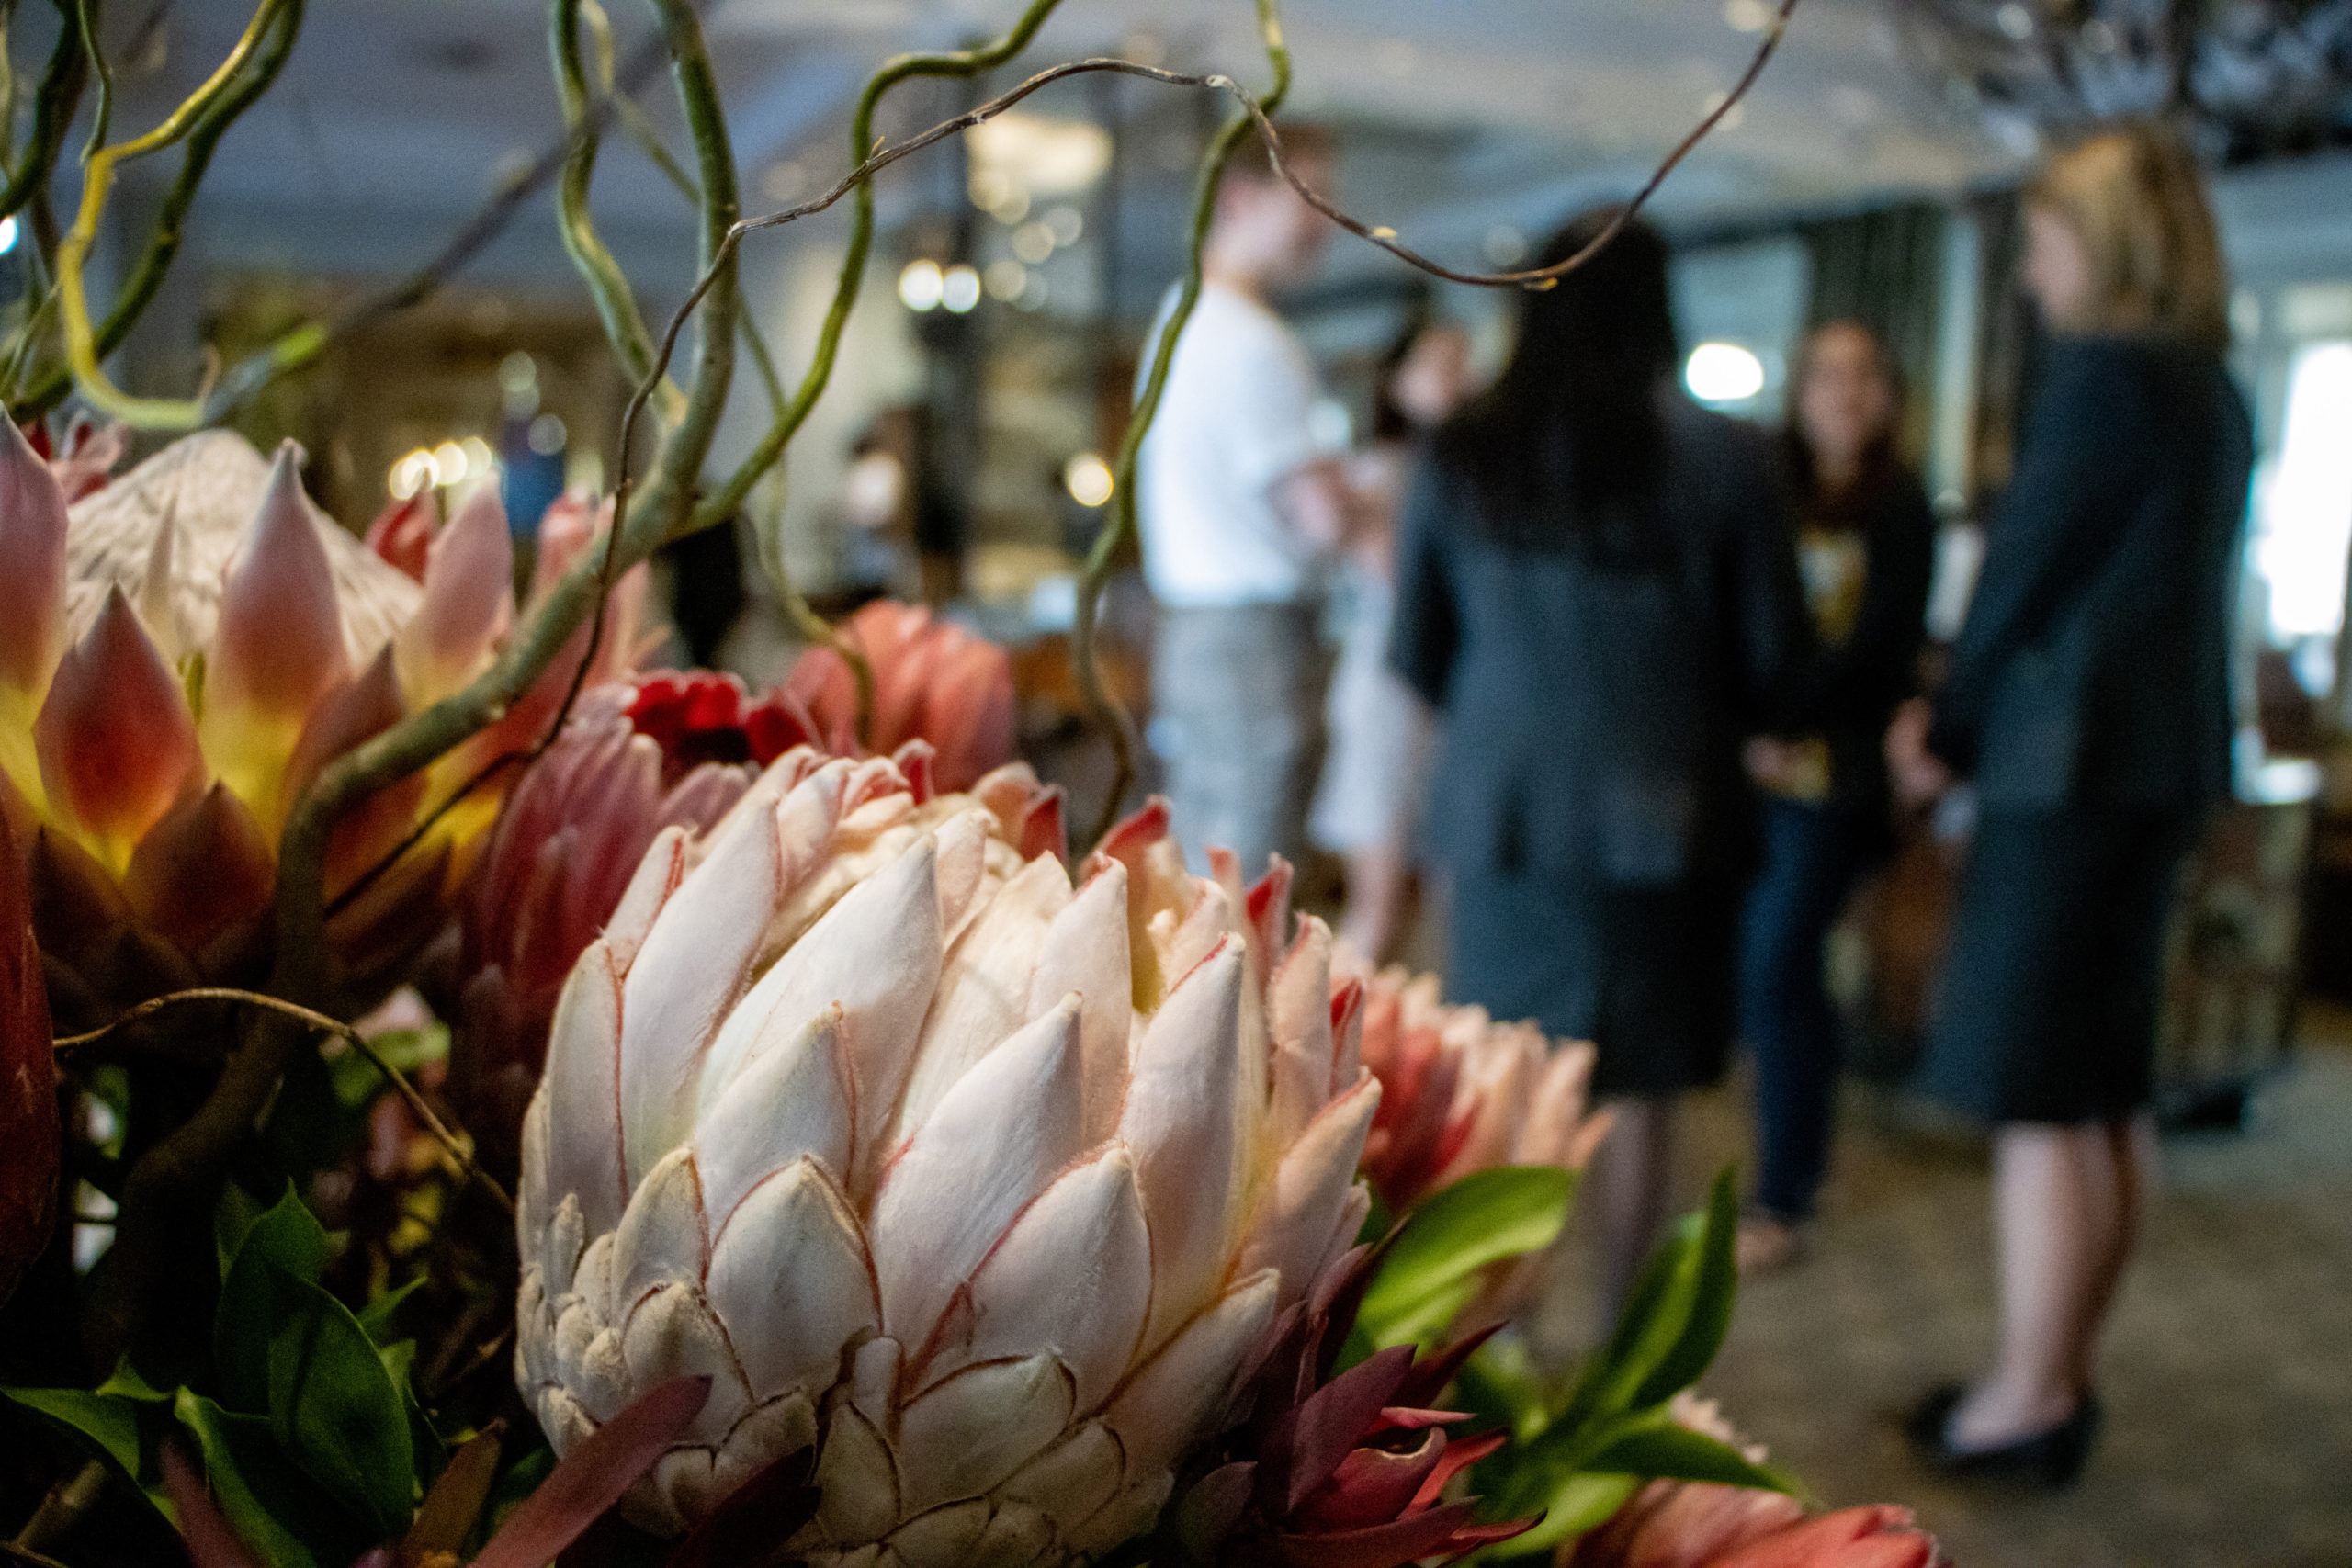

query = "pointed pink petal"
[
  {"left": 935, "top": 1143, "right": 1152, "bottom": 1412},
  {"left": 1237, "top": 1076, "right": 1380, "bottom": 1310},
  {"left": 1027, "top": 859, "right": 1134, "bottom": 1142},
  {"left": 364, "top": 490, "right": 436, "bottom": 581},
  {"left": 1102, "top": 1269, "right": 1279, "bottom": 1481},
  {"left": 34, "top": 588, "right": 202, "bottom": 870},
  {"left": 399, "top": 483, "right": 514, "bottom": 708},
  {"left": 123, "top": 782, "right": 276, "bottom": 956},
  {"left": 0, "top": 417, "right": 68, "bottom": 705},
  {"left": 199, "top": 443, "right": 350, "bottom": 815},
  {"left": 1120, "top": 938, "right": 1249, "bottom": 1346},
  {"left": 470, "top": 1376, "right": 712, "bottom": 1568},
  {"left": 869, "top": 997, "right": 1085, "bottom": 1350}
]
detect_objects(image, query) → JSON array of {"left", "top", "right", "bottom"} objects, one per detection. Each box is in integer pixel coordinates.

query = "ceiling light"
[
  {"left": 1012, "top": 221, "right": 1056, "bottom": 265},
  {"left": 969, "top": 168, "right": 1012, "bottom": 211},
  {"left": 432, "top": 441, "right": 469, "bottom": 486},
  {"left": 0, "top": 215, "right": 22, "bottom": 257},
  {"left": 1063, "top": 453, "right": 1114, "bottom": 508},
  {"left": 390, "top": 448, "right": 436, "bottom": 500},
  {"left": 1723, "top": 0, "right": 1774, "bottom": 30},
  {"left": 1684, "top": 342, "right": 1766, "bottom": 404},
  {"left": 985, "top": 260, "right": 1029, "bottom": 301},
  {"left": 1043, "top": 205, "right": 1084, "bottom": 247},
  {"left": 899, "top": 259, "right": 944, "bottom": 311},
  {"left": 1482, "top": 225, "right": 1528, "bottom": 266},
  {"left": 967, "top": 112, "right": 1112, "bottom": 197},
  {"left": 527, "top": 413, "right": 568, "bottom": 456},
  {"left": 942, "top": 265, "right": 982, "bottom": 313},
  {"left": 461, "top": 435, "right": 497, "bottom": 478}
]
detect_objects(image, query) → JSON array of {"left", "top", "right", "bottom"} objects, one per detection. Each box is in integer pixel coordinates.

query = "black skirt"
[
  {"left": 1917, "top": 805, "right": 2201, "bottom": 1124},
  {"left": 1445, "top": 868, "right": 1740, "bottom": 1099}
]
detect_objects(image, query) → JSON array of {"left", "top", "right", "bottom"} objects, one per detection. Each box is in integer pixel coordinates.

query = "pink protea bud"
[
  {"left": 397, "top": 484, "right": 514, "bottom": 710},
  {"left": 122, "top": 782, "right": 275, "bottom": 963},
  {"left": 198, "top": 443, "right": 352, "bottom": 818},
  {"left": 34, "top": 589, "right": 204, "bottom": 872},
  {"left": 783, "top": 601, "right": 1017, "bottom": 793}
]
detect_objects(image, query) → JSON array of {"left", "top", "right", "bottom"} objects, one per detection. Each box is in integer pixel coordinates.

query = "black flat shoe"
[{"left": 1904, "top": 1383, "right": 2101, "bottom": 1489}]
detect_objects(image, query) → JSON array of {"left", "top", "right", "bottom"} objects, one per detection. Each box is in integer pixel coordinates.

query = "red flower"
[{"left": 1174, "top": 1250, "right": 1539, "bottom": 1567}]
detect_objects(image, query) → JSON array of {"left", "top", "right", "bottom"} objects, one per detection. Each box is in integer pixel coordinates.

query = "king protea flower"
[
  {"left": 1345, "top": 961, "right": 1613, "bottom": 1218},
  {"left": 514, "top": 775, "right": 1379, "bottom": 1561},
  {"left": 0, "top": 426, "right": 631, "bottom": 1019},
  {"left": 783, "top": 599, "right": 1017, "bottom": 793}
]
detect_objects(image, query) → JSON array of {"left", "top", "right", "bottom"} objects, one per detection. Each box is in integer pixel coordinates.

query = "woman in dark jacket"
[
  {"left": 1389, "top": 210, "right": 1808, "bottom": 1320},
  {"left": 1889, "top": 123, "right": 2252, "bottom": 1484},
  {"left": 1737, "top": 321, "right": 1936, "bottom": 1272}
]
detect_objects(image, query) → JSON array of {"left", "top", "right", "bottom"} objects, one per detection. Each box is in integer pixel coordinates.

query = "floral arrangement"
[{"left": 0, "top": 0, "right": 1941, "bottom": 1563}]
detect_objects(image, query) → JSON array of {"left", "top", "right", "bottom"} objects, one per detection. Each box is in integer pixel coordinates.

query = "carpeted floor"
[{"left": 1533, "top": 1023, "right": 2352, "bottom": 1566}]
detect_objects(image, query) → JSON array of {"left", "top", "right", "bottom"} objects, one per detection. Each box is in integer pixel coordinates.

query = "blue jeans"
[{"left": 1738, "top": 797, "right": 1872, "bottom": 1221}]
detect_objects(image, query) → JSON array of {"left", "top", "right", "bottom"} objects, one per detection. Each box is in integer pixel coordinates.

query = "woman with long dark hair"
[
  {"left": 1388, "top": 210, "right": 1808, "bottom": 1317},
  {"left": 1736, "top": 321, "right": 1936, "bottom": 1273},
  {"left": 1888, "top": 123, "right": 2251, "bottom": 1484}
]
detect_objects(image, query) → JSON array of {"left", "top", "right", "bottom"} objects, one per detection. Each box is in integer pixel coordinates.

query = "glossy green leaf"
[
  {"left": 1482, "top": 1472, "right": 1642, "bottom": 1559},
  {"left": 1625, "top": 1169, "right": 1740, "bottom": 1412},
  {"left": 96, "top": 1357, "right": 175, "bottom": 1404},
  {"left": 356, "top": 1274, "right": 427, "bottom": 1342},
  {"left": 261, "top": 1259, "right": 417, "bottom": 1538},
  {"left": 213, "top": 1181, "right": 265, "bottom": 1279},
  {"left": 1558, "top": 1168, "right": 1740, "bottom": 1428},
  {"left": 5, "top": 1387, "right": 144, "bottom": 1479},
  {"left": 216, "top": 1186, "right": 333, "bottom": 1413},
  {"left": 1357, "top": 1166, "right": 1574, "bottom": 1350},
  {"left": 1582, "top": 1422, "right": 1795, "bottom": 1494},
  {"left": 174, "top": 1390, "right": 327, "bottom": 1568}
]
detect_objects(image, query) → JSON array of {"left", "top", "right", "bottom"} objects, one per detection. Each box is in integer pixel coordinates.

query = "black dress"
[
  {"left": 1389, "top": 397, "right": 1808, "bottom": 1097},
  {"left": 1919, "top": 335, "right": 2253, "bottom": 1123}
]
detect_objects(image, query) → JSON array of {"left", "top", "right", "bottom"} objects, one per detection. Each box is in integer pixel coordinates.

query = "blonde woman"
[{"left": 1888, "top": 123, "right": 2252, "bottom": 1485}]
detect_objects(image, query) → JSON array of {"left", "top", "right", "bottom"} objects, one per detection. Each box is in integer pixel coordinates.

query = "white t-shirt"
[{"left": 1135, "top": 282, "right": 1323, "bottom": 607}]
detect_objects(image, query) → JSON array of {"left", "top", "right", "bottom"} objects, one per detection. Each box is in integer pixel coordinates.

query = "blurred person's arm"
[
  {"left": 1271, "top": 457, "right": 1362, "bottom": 553},
  {"left": 1928, "top": 350, "right": 2124, "bottom": 774}
]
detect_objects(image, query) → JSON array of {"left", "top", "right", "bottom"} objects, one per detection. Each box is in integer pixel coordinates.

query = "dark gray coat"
[
  {"left": 1388, "top": 397, "right": 1810, "bottom": 886},
  {"left": 1928, "top": 336, "right": 2252, "bottom": 809}
]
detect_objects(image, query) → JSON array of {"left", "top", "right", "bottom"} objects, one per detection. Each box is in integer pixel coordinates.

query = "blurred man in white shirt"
[{"left": 1137, "top": 126, "right": 1352, "bottom": 874}]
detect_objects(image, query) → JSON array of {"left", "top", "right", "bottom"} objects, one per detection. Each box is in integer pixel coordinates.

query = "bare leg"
[
  {"left": 1338, "top": 846, "right": 1411, "bottom": 963},
  {"left": 1589, "top": 1096, "right": 1677, "bottom": 1335},
  {"left": 1950, "top": 1122, "right": 2113, "bottom": 1446},
  {"left": 2072, "top": 1112, "right": 2156, "bottom": 1390}
]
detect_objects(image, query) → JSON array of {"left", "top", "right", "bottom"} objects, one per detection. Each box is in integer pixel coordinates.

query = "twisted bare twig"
[{"left": 53, "top": 987, "right": 514, "bottom": 1216}]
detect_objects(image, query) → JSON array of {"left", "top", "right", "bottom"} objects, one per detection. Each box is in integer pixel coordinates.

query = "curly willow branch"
[
  {"left": 84, "top": 0, "right": 735, "bottom": 1369},
  {"left": 53, "top": 987, "right": 514, "bottom": 1215},
  {"left": 50, "top": 0, "right": 300, "bottom": 428}
]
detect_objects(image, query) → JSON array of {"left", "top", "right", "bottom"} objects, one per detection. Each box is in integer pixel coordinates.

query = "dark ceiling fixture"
[{"left": 1890, "top": 0, "right": 2352, "bottom": 162}]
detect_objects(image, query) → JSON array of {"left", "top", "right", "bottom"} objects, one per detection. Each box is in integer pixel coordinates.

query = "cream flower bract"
[{"left": 514, "top": 778, "right": 1377, "bottom": 1564}]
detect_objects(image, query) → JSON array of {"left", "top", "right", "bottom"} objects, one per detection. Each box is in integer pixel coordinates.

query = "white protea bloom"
[{"left": 514, "top": 760, "right": 1378, "bottom": 1565}]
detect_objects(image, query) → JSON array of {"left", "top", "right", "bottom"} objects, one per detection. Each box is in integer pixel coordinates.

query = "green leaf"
[
  {"left": 1625, "top": 1169, "right": 1740, "bottom": 1411},
  {"left": 1559, "top": 1168, "right": 1741, "bottom": 1427},
  {"left": 213, "top": 1181, "right": 266, "bottom": 1279},
  {"left": 261, "top": 1259, "right": 418, "bottom": 1538},
  {"left": 1357, "top": 1166, "right": 1574, "bottom": 1351},
  {"left": 175, "top": 1390, "right": 329, "bottom": 1568},
  {"left": 1581, "top": 1423, "right": 1796, "bottom": 1494},
  {"left": 368, "top": 1023, "right": 450, "bottom": 1076},
  {"left": 5, "top": 1387, "right": 145, "bottom": 1479},
  {"left": 96, "top": 1358, "right": 175, "bottom": 1404},
  {"left": 1481, "top": 1472, "right": 1642, "bottom": 1559},
  {"left": 1456, "top": 1336, "right": 1556, "bottom": 1443},
  {"left": 216, "top": 1185, "right": 333, "bottom": 1414},
  {"left": 357, "top": 1274, "right": 427, "bottom": 1342}
]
